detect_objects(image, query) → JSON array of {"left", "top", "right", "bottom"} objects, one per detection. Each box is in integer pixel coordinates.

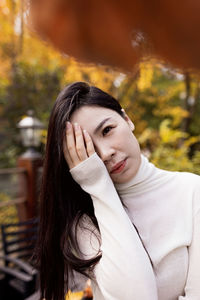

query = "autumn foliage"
[{"left": 0, "top": 0, "right": 200, "bottom": 176}]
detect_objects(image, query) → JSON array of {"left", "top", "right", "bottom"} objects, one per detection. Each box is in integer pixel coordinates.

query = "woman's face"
[{"left": 70, "top": 105, "right": 141, "bottom": 184}]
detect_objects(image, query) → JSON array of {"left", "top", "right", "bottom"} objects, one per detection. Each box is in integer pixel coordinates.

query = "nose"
[{"left": 96, "top": 143, "right": 115, "bottom": 163}]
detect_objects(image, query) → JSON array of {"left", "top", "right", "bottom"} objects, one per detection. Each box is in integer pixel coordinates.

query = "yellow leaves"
[
  {"left": 154, "top": 106, "right": 189, "bottom": 126},
  {"left": 159, "top": 119, "right": 188, "bottom": 143},
  {"left": 63, "top": 58, "right": 117, "bottom": 92},
  {"left": 0, "top": 60, "right": 11, "bottom": 80},
  {"left": 164, "top": 81, "right": 185, "bottom": 100},
  {"left": 150, "top": 119, "right": 200, "bottom": 174},
  {"left": 138, "top": 128, "right": 158, "bottom": 145},
  {"left": 184, "top": 136, "right": 200, "bottom": 147},
  {"left": 0, "top": 192, "right": 10, "bottom": 202},
  {"left": 0, "top": 193, "right": 18, "bottom": 225},
  {"left": 151, "top": 145, "right": 194, "bottom": 172},
  {"left": 137, "top": 62, "right": 154, "bottom": 91},
  {"left": 40, "top": 129, "right": 47, "bottom": 145},
  {"left": 0, "top": 0, "right": 10, "bottom": 15},
  {"left": 64, "top": 59, "right": 85, "bottom": 83},
  {"left": 65, "top": 290, "right": 84, "bottom": 300},
  {"left": 21, "top": 33, "right": 63, "bottom": 69}
]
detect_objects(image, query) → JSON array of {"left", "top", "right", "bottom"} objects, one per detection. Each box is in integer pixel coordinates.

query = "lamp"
[{"left": 17, "top": 110, "right": 44, "bottom": 158}]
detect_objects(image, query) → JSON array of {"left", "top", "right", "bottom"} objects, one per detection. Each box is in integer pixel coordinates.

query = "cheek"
[
  {"left": 120, "top": 128, "right": 136, "bottom": 144},
  {"left": 122, "top": 131, "right": 140, "bottom": 153}
]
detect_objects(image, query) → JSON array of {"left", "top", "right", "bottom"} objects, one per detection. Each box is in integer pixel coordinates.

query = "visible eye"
[{"left": 102, "top": 126, "right": 113, "bottom": 136}]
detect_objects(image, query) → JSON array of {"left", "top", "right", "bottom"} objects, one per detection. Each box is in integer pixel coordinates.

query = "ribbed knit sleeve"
[{"left": 70, "top": 153, "right": 158, "bottom": 300}]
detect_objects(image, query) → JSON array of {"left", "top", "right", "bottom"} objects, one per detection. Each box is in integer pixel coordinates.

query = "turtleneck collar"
[{"left": 115, "top": 154, "right": 170, "bottom": 196}]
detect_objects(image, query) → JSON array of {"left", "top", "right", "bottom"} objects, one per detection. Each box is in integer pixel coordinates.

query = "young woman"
[{"left": 36, "top": 81, "right": 200, "bottom": 300}]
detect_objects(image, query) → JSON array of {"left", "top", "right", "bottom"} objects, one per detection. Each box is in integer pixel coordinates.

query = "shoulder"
[
  {"left": 159, "top": 166, "right": 200, "bottom": 186},
  {"left": 154, "top": 164, "right": 200, "bottom": 192},
  {"left": 167, "top": 170, "right": 200, "bottom": 199},
  {"left": 175, "top": 171, "right": 200, "bottom": 214},
  {"left": 156, "top": 168, "right": 200, "bottom": 211},
  {"left": 176, "top": 171, "right": 200, "bottom": 187}
]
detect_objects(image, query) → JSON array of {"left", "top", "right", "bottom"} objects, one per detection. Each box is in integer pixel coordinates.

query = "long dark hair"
[{"left": 35, "top": 82, "right": 124, "bottom": 300}]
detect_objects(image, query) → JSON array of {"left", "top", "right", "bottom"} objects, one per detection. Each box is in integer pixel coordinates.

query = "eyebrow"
[{"left": 93, "top": 117, "right": 111, "bottom": 134}]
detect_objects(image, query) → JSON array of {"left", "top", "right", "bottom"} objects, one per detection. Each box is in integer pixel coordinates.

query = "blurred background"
[{"left": 1, "top": 0, "right": 200, "bottom": 221}]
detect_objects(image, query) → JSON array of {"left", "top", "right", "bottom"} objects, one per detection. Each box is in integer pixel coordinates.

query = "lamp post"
[
  {"left": 17, "top": 111, "right": 44, "bottom": 220},
  {"left": 17, "top": 110, "right": 44, "bottom": 158}
]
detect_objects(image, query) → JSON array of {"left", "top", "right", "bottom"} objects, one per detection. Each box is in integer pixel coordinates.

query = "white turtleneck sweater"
[{"left": 70, "top": 153, "right": 200, "bottom": 300}]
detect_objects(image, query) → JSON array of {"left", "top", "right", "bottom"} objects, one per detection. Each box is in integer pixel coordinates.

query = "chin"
[
  {"left": 112, "top": 171, "right": 133, "bottom": 184},
  {"left": 120, "top": 164, "right": 140, "bottom": 183},
  {"left": 111, "top": 156, "right": 141, "bottom": 184}
]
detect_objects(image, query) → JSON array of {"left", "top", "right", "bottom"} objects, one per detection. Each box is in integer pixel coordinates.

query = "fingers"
[
  {"left": 65, "top": 122, "right": 80, "bottom": 167},
  {"left": 74, "top": 123, "right": 88, "bottom": 161},
  {"left": 64, "top": 121, "right": 95, "bottom": 169},
  {"left": 83, "top": 129, "right": 95, "bottom": 156},
  {"left": 63, "top": 135, "right": 73, "bottom": 169}
]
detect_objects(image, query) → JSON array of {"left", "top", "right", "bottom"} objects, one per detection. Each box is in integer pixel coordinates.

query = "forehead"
[{"left": 70, "top": 105, "right": 120, "bottom": 125}]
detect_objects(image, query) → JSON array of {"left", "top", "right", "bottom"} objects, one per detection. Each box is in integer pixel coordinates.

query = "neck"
[{"left": 115, "top": 154, "right": 171, "bottom": 199}]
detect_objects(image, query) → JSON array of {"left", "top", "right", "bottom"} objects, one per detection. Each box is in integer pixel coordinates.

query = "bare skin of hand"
[{"left": 63, "top": 122, "right": 95, "bottom": 169}]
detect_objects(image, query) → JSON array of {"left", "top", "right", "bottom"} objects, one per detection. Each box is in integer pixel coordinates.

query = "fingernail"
[
  {"left": 66, "top": 122, "right": 71, "bottom": 129},
  {"left": 74, "top": 123, "right": 79, "bottom": 130},
  {"left": 83, "top": 129, "right": 89, "bottom": 137}
]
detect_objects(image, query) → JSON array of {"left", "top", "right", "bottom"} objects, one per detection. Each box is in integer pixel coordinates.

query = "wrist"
[{"left": 70, "top": 152, "right": 108, "bottom": 186}]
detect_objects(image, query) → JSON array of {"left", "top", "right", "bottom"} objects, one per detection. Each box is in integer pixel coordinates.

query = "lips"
[{"left": 110, "top": 159, "right": 127, "bottom": 174}]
